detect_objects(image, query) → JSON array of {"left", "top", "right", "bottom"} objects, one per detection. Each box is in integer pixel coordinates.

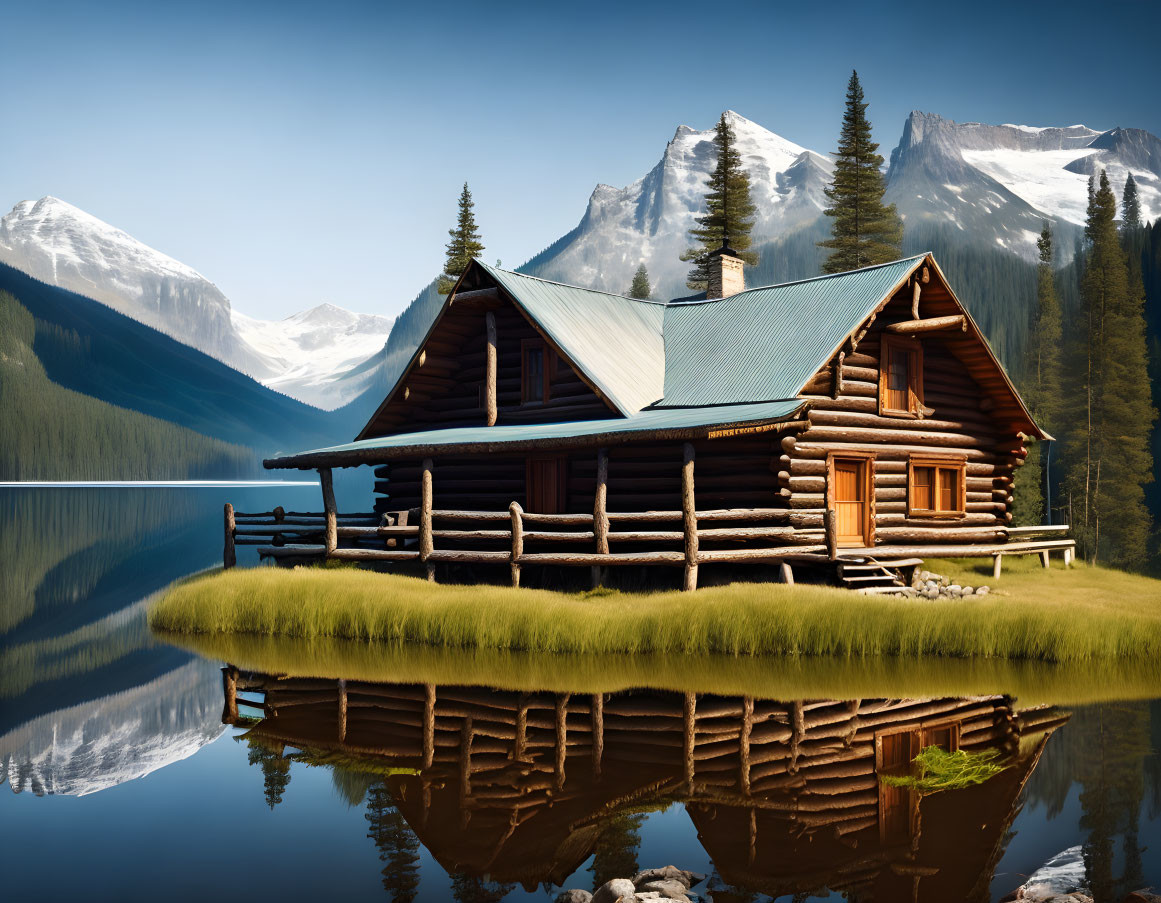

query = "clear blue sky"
[{"left": 1, "top": 0, "right": 1157, "bottom": 320}]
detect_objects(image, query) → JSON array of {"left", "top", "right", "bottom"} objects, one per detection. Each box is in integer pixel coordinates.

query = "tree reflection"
[
  {"left": 365, "top": 784, "right": 421, "bottom": 902},
  {"left": 450, "top": 873, "right": 515, "bottom": 902},
  {"left": 245, "top": 740, "right": 291, "bottom": 809},
  {"left": 590, "top": 812, "right": 645, "bottom": 888}
]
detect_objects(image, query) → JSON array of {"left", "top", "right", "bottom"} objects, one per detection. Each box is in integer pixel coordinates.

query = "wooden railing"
[{"left": 223, "top": 505, "right": 1074, "bottom": 586}]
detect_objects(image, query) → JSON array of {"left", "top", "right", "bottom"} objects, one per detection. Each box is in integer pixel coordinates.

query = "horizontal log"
[
  {"left": 328, "top": 548, "right": 420, "bottom": 561},
  {"left": 523, "top": 530, "right": 596, "bottom": 542},
  {"left": 517, "top": 551, "right": 686, "bottom": 566},
  {"left": 885, "top": 315, "right": 967, "bottom": 334},
  {"left": 800, "top": 425, "right": 988, "bottom": 449},
  {"left": 873, "top": 527, "right": 1008, "bottom": 543}
]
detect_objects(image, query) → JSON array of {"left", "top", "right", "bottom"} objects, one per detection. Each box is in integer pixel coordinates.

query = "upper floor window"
[
  {"left": 908, "top": 456, "right": 966, "bottom": 517},
  {"left": 521, "top": 339, "right": 551, "bottom": 404},
  {"left": 880, "top": 336, "right": 924, "bottom": 417}
]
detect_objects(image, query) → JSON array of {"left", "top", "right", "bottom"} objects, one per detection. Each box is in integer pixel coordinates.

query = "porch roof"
[{"left": 264, "top": 398, "right": 806, "bottom": 469}]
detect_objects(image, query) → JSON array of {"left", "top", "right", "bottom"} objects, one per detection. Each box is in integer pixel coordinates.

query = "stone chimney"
[{"left": 706, "top": 243, "right": 745, "bottom": 299}]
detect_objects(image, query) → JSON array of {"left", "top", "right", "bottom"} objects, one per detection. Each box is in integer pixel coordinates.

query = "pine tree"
[
  {"left": 1015, "top": 222, "right": 1064, "bottom": 525},
  {"left": 438, "top": 183, "right": 485, "bottom": 294},
  {"left": 680, "top": 113, "right": 758, "bottom": 290},
  {"left": 627, "top": 263, "right": 651, "bottom": 299},
  {"left": 1063, "top": 170, "right": 1155, "bottom": 564},
  {"left": 1123, "top": 173, "right": 1141, "bottom": 231},
  {"left": 365, "top": 785, "right": 420, "bottom": 901},
  {"left": 818, "top": 71, "right": 903, "bottom": 274}
]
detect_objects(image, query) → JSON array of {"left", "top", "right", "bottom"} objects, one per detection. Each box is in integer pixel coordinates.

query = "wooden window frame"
[
  {"left": 826, "top": 449, "right": 877, "bottom": 548},
  {"left": 874, "top": 726, "right": 920, "bottom": 843},
  {"left": 907, "top": 455, "right": 967, "bottom": 519},
  {"left": 879, "top": 335, "right": 924, "bottom": 418},
  {"left": 920, "top": 721, "right": 961, "bottom": 753},
  {"left": 521, "top": 338, "right": 552, "bottom": 406}
]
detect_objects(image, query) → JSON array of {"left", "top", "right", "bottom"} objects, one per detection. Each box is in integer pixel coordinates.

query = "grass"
[
  {"left": 879, "top": 746, "right": 1008, "bottom": 794},
  {"left": 149, "top": 555, "right": 1161, "bottom": 666}
]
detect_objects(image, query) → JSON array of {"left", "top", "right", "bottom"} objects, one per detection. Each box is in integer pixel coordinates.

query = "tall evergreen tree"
[
  {"left": 627, "top": 263, "right": 651, "bottom": 299},
  {"left": 365, "top": 784, "right": 420, "bottom": 901},
  {"left": 438, "top": 183, "right": 485, "bottom": 294},
  {"left": 1063, "top": 170, "right": 1155, "bottom": 564},
  {"left": 1123, "top": 173, "right": 1141, "bottom": 231},
  {"left": 680, "top": 113, "right": 758, "bottom": 290},
  {"left": 1015, "top": 223, "right": 1064, "bottom": 525},
  {"left": 818, "top": 71, "right": 903, "bottom": 274}
]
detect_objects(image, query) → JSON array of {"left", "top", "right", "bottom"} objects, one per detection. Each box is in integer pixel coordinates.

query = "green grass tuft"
[
  {"left": 148, "top": 556, "right": 1161, "bottom": 664},
  {"left": 880, "top": 746, "right": 1008, "bottom": 793}
]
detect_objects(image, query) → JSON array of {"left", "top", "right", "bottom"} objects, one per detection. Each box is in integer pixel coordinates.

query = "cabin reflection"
[{"left": 223, "top": 669, "right": 1067, "bottom": 899}]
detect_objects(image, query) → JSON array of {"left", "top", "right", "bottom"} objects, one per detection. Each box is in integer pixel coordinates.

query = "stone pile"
[
  {"left": 556, "top": 865, "right": 706, "bottom": 903},
  {"left": 905, "top": 569, "right": 992, "bottom": 600}
]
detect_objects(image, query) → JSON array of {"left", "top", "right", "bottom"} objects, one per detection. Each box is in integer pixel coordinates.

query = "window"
[
  {"left": 908, "top": 457, "right": 966, "bottom": 517},
  {"left": 921, "top": 723, "right": 961, "bottom": 752},
  {"left": 880, "top": 336, "right": 924, "bottom": 417},
  {"left": 521, "top": 339, "right": 551, "bottom": 404}
]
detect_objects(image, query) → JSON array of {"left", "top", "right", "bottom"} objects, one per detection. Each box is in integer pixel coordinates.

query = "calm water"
[{"left": 1, "top": 487, "right": 1158, "bottom": 902}]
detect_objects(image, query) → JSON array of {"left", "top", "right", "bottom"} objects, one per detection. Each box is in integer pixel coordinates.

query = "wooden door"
[
  {"left": 876, "top": 729, "right": 918, "bottom": 843},
  {"left": 526, "top": 456, "right": 566, "bottom": 514},
  {"left": 832, "top": 457, "right": 869, "bottom": 546}
]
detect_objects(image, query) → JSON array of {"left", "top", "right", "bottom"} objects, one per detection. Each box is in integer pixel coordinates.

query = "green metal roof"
[
  {"left": 661, "top": 255, "right": 926, "bottom": 405},
  {"left": 479, "top": 262, "right": 666, "bottom": 415},
  {"left": 267, "top": 399, "right": 806, "bottom": 467}
]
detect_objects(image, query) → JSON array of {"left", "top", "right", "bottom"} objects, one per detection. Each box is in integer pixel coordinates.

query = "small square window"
[{"left": 908, "top": 457, "right": 966, "bottom": 517}]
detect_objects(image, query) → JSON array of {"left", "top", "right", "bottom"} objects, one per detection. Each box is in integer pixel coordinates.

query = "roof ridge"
[
  {"left": 666, "top": 254, "right": 929, "bottom": 306},
  {"left": 479, "top": 260, "right": 669, "bottom": 306}
]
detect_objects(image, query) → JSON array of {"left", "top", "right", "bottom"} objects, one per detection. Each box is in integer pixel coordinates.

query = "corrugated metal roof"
[
  {"left": 661, "top": 255, "right": 926, "bottom": 405},
  {"left": 479, "top": 262, "right": 666, "bottom": 415},
  {"left": 270, "top": 399, "right": 806, "bottom": 465}
]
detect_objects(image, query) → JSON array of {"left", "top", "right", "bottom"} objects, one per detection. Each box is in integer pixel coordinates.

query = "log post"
[
  {"left": 592, "top": 448, "right": 609, "bottom": 589},
  {"left": 779, "top": 561, "right": 794, "bottom": 585},
  {"left": 337, "top": 678, "right": 347, "bottom": 744},
  {"left": 420, "top": 458, "right": 434, "bottom": 580},
  {"left": 682, "top": 443, "right": 698, "bottom": 591},
  {"left": 591, "top": 693, "right": 604, "bottom": 779},
  {"left": 223, "top": 503, "right": 236, "bottom": 569},
  {"left": 514, "top": 694, "right": 528, "bottom": 761},
  {"left": 509, "top": 501, "right": 523, "bottom": 587},
  {"left": 319, "top": 468, "right": 337, "bottom": 555},
  {"left": 554, "top": 693, "right": 569, "bottom": 790},
  {"left": 911, "top": 279, "right": 922, "bottom": 319},
  {"left": 485, "top": 311, "right": 498, "bottom": 427},
  {"left": 683, "top": 691, "right": 697, "bottom": 789},
  {"left": 992, "top": 554, "right": 1003, "bottom": 580},
  {"left": 423, "top": 683, "right": 435, "bottom": 769},
  {"left": 739, "top": 695, "right": 753, "bottom": 796},
  {"left": 825, "top": 508, "right": 838, "bottom": 561},
  {"left": 221, "top": 666, "right": 238, "bottom": 724},
  {"left": 1040, "top": 549, "right": 1050, "bottom": 569}
]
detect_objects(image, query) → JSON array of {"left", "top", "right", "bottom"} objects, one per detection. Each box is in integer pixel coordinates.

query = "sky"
[{"left": 1, "top": 0, "right": 1158, "bottom": 321}]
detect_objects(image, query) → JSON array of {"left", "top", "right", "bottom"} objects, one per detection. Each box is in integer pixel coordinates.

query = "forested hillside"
[{"left": 0, "top": 290, "right": 253, "bottom": 480}]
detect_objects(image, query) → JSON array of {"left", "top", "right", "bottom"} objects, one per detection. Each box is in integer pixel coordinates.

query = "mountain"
[
  {"left": 0, "top": 197, "right": 391, "bottom": 408},
  {"left": 0, "top": 261, "right": 352, "bottom": 455},
  {"left": 233, "top": 302, "right": 392, "bottom": 409},
  {"left": 522, "top": 110, "right": 833, "bottom": 300},
  {"left": 886, "top": 112, "right": 1161, "bottom": 259}
]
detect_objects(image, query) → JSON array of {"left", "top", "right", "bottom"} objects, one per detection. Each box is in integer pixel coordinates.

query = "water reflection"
[{"left": 224, "top": 670, "right": 1071, "bottom": 901}]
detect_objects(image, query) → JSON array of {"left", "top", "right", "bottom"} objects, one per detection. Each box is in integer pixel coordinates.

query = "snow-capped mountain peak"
[{"left": 0, "top": 197, "right": 392, "bottom": 409}]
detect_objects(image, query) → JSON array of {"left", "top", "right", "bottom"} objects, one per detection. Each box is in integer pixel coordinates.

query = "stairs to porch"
[{"left": 837, "top": 558, "right": 922, "bottom": 595}]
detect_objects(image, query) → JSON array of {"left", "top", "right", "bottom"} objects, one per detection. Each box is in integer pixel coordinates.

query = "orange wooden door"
[{"left": 833, "top": 458, "right": 868, "bottom": 546}]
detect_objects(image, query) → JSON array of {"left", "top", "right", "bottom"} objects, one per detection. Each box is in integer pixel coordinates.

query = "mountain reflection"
[{"left": 225, "top": 670, "right": 1071, "bottom": 901}]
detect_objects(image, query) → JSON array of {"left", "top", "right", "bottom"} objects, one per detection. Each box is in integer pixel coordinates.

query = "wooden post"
[
  {"left": 1039, "top": 549, "right": 1050, "bottom": 569},
  {"left": 554, "top": 693, "right": 569, "bottom": 790},
  {"left": 423, "top": 683, "right": 435, "bottom": 769},
  {"left": 509, "top": 501, "right": 523, "bottom": 587},
  {"left": 779, "top": 561, "right": 794, "bottom": 585},
  {"left": 992, "top": 554, "right": 1003, "bottom": 580},
  {"left": 683, "top": 691, "right": 697, "bottom": 788},
  {"left": 319, "top": 467, "right": 337, "bottom": 555},
  {"left": 591, "top": 693, "right": 604, "bottom": 778},
  {"left": 739, "top": 695, "right": 753, "bottom": 796},
  {"left": 682, "top": 443, "right": 698, "bottom": 591},
  {"left": 514, "top": 694, "right": 528, "bottom": 761},
  {"left": 911, "top": 279, "right": 922, "bottom": 319},
  {"left": 485, "top": 311, "right": 498, "bottom": 427},
  {"left": 420, "top": 458, "right": 434, "bottom": 580},
  {"left": 337, "top": 678, "right": 347, "bottom": 743},
  {"left": 789, "top": 700, "right": 804, "bottom": 775},
  {"left": 223, "top": 503, "right": 236, "bottom": 569},
  {"left": 221, "top": 666, "right": 238, "bottom": 724},
  {"left": 592, "top": 448, "right": 609, "bottom": 589},
  {"left": 825, "top": 508, "right": 838, "bottom": 561}
]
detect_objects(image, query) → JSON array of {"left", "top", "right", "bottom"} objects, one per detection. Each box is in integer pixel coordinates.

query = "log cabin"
[
  {"left": 253, "top": 248, "right": 1072, "bottom": 590},
  {"left": 224, "top": 668, "right": 1069, "bottom": 900}
]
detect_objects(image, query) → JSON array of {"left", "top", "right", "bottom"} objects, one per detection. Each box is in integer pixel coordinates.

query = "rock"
[
  {"left": 556, "top": 891, "right": 593, "bottom": 903},
  {"left": 977, "top": 585, "right": 990, "bottom": 594},
  {"left": 631, "top": 867, "right": 704, "bottom": 889},
  {"left": 593, "top": 879, "right": 636, "bottom": 903},
  {"left": 940, "top": 575, "right": 950, "bottom": 586},
  {"left": 1124, "top": 892, "right": 1161, "bottom": 903},
  {"left": 638, "top": 878, "right": 692, "bottom": 899},
  {"left": 962, "top": 585, "right": 973, "bottom": 595},
  {"left": 948, "top": 584, "right": 962, "bottom": 595}
]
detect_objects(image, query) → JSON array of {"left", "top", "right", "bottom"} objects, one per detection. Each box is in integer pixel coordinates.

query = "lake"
[{"left": 1, "top": 487, "right": 1158, "bottom": 902}]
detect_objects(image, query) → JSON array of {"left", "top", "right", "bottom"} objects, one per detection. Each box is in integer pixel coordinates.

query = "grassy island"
[{"left": 150, "top": 557, "right": 1161, "bottom": 664}]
